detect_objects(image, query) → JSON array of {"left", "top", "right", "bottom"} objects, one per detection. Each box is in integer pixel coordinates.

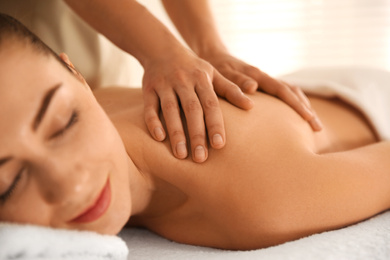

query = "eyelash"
[
  {"left": 0, "top": 111, "right": 79, "bottom": 205},
  {"left": 51, "top": 110, "right": 79, "bottom": 139},
  {"left": 0, "top": 168, "right": 23, "bottom": 204}
]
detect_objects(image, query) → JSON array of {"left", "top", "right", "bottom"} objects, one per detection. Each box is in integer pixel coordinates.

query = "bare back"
[{"left": 94, "top": 88, "right": 385, "bottom": 249}]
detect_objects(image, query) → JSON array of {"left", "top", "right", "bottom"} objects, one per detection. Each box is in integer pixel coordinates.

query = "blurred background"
[
  {"left": 127, "top": 0, "right": 390, "bottom": 86},
  {"left": 3, "top": 0, "right": 388, "bottom": 87}
]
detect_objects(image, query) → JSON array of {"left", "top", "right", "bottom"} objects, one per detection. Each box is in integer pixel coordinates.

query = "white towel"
[
  {"left": 0, "top": 222, "right": 128, "bottom": 260},
  {"left": 279, "top": 66, "right": 390, "bottom": 141}
]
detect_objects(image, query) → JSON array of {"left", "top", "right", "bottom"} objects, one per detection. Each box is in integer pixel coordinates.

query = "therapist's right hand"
[{"left": 141, "top": 49, "right": 254, "bottom": 163}]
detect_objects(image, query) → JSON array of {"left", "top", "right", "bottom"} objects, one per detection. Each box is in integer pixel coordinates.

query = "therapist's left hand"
[
  {"left": 202, "top": 51, "right": 323, "bottom": 132},
  {"left": 142, "top": 49, "right": 253, "bottom": 163}
]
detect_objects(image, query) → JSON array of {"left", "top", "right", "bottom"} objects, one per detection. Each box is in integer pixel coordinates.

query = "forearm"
[
  {"left": 161, "top": 0, "right": 228, "bottom": 58},
  {"left": 64, "top": 0, "right": 186, "bottom": 67}
]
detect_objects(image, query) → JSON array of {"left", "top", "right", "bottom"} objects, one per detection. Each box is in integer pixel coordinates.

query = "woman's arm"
[
  {"left": 64, "top": 0, "right": 253, "bottom": 163},
  {"left": 161, "top": 0, "right": 322, "bottom": 131},
  {"left": 261, "top": 141, "right": 390, "bottom": 247}
]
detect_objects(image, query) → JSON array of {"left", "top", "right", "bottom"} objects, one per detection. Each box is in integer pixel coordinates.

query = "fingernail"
[
  {"left": 176, "top": 142, "right": 187, "bottom": 158},
  {"left": 194, "top": 145, "right": 206, "bottom": 162},
  {"left": 212, "top": 134, "right": 224, "bottom": 147},
  {"left": 154, "top": 127, "right": 164, "bottom": 141}
]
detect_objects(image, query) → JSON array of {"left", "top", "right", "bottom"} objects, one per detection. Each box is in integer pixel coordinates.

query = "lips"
[{"left": 70, "top": 179, "right": 111, "bottom": 223}]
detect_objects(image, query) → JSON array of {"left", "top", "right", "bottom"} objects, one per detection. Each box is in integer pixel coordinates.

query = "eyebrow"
[
  {"left": 0, "top": 84, "right": 62, "bottom": 169},
  {"left": 0, "top": 157, "right": 11, "bottom": 168},
  {"left": 32, "top": 83, "right": 62, "bottom": 131}
]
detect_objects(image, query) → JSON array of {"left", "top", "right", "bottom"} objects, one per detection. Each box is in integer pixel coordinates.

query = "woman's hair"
[{"left": 0, "top": 12, "right": 71, "bottom": 70}]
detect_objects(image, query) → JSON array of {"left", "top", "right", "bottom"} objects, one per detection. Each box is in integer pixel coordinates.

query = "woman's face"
[{"left": 0, "top": 42, "right": 132, "bottom": 235}]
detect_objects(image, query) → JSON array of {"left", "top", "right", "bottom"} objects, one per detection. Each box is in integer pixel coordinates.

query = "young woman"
[{"left": 0, "top": 14, "right": 389, "bottom": 250}]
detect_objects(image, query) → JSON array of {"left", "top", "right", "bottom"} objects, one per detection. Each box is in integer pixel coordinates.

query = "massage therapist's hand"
[
  {"left": 142, "top": 49, "right": 254, "bottom": 163},
  {"left": 202, "top": 51, "right": 323, "bottom": 132}
]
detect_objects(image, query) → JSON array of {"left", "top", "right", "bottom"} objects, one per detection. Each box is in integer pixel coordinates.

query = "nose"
[{"left": 32, "top": 151, "right": 92, "bottom": 205}]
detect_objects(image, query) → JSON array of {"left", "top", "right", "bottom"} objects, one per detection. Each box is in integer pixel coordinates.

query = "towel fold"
[
  {"left": 279, "top": 66, "right": 390, "bottom": 141},
  {"left": 0, "top": 222, "right": 128, "bottom": 260}
]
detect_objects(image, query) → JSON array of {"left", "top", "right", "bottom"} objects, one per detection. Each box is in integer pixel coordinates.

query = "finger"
[
  {"left": 195, "top": 73, "right": 226, "bottom": 150},
  {"left": 143, "top": 88, "right": 166, "bottom": 141},
  {"left": 219, "top": 68, "right": 258, "bottom": 93},
  {"left": 281, "top": 80, "right": 311, "bottom": 108},
  {"left": 248, "top": 72, "right": 317, "bottom": 127},
  {"left": 308, "top": 112, "right": 324, "bottom": 132},
  {"left": 213, "top": 71, "right": 254, "bottom": 110},
  {"left": 277, "top": 85, "right": 313, "bottom": 121},
  {"left": 277, "top": 83, "right": 323, "bottom": 132},
  {"left": 176, "top": 88, "right": 208, "bottom": 163},
  {"left": 286, "top": 84, "right": 323, "bottom": 132},
  {"left": 159, "top": 91, "right": 188, "bottom": 159}
]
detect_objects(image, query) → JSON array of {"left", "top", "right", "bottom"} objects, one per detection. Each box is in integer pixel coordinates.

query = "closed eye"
[
  {"left": 50, "top": 110, "right": 79, "bottom": 139},
  {"left": 0, "top": 168, "right": 24, "bottom": 204}
]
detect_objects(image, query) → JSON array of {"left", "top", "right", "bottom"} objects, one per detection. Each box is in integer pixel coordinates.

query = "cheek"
[
  {"left": 76, "top": 107, "right": 132, "bottom": 234},
  {"left": 81, "top": 107, "right": 128, "bottom": 173},
  {"left": 0, "top": 182, "right": 53, "bottom": 226}
]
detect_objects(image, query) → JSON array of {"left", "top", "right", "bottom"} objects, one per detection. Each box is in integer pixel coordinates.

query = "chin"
[
  {"left": 99, "top": 209, "right": 131, "bottom": 235},
  {"left": 106, "top": 191, "right": 132, "bottom": 235},
  {"left": 100, "top": 178, "right": 132, "bottom": 235},
  {"left": 76, "top": 196, "right": 131, "bottom": 235}
]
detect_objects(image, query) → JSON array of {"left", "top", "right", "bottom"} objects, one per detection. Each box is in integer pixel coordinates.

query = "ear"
[
  {"left": 59, "top": 53, "right": 76, "bottom": 70},
  {"left": 58, "top": 53, "right": 88, "bottom": 86}
]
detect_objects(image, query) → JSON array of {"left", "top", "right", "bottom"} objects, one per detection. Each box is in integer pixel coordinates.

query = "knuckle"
[
  {"left": 163, "top": 100, "right": 179, "bottom": 111},
  {"left": 231, "top": 83, "right": 242, "bottom": 92},
  {"left": 226, "top": 84, "right": 243, "bottom": 99},
  {"left": 245, "top": 65, "right": 261, "bottom": 75},
  {"left": 224, "top": 82, "right": 240, "bottom": 93},
  {"left": 203, "top": 98, "right": 219, "bottom": 110},
  {"left": 195, "top": 71, "right": 213, "bottom": 89},
  {"left": 144, "top": 103, "right": 154, "bottom": 112},
  {"left": 170, "top": 129, "right": 184, "bottom": 139},
  {"left": 206, "top": 123, "right": 222, "bottom": 134},
  {"left": 184, "top": 100, "right": 202, "bottom": 113},
  {"left": 190, "top": 133, "right": 205, "bottom": 142},
  {"left": 172, "top": 69, "right": 187, "bottom": 83},
  {"left": 144, "top": 113, "right": 159, "bottom": 125},
  {"left": 192, "top": 68, "right": 204, "bottom": 78},
  {"left": 143, "top": 76, "right": 162, "bottom": 91},
  {"left": 143, "top": 82, "right": 155, "bottom": 93}
]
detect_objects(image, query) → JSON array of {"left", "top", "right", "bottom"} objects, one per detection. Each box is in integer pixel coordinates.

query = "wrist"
[
  {"left": 141, "top": 42, "right": 195, "bottom": 70},
  {"left": 193, "top": 40, "right": 229, "bottom": 61},
  {"left": 137, "top": 36, "right": 188, "bottom": 68}
]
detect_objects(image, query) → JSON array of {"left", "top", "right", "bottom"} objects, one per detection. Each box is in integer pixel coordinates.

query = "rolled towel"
[
  {"left": 0, "top": 222, "right": 128, "bottom": 260},
  {"left": 280, "top": 66, "right": 390, "bottom": 141}
]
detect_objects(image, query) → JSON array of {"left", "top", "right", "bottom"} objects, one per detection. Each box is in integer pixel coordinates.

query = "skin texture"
[
  {"left": 64, "top": 0, "right": 322, "bottom": 163},
  {"left": 1, "top": 44, "right": 390, "bottom": 250},
  {"left": 0, "top": 43, "right": 139, "bottom": 235}
]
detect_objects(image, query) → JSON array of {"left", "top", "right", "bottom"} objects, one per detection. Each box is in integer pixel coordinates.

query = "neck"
[
  {"left": 95, "top": 87, "right": 187, "bottom": 224},
  {"left": 125, "top": 154, "right": 188, "bottom": 226},
  {"left": 126, "top": 156, "right": 154, "bottom": 217}
]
